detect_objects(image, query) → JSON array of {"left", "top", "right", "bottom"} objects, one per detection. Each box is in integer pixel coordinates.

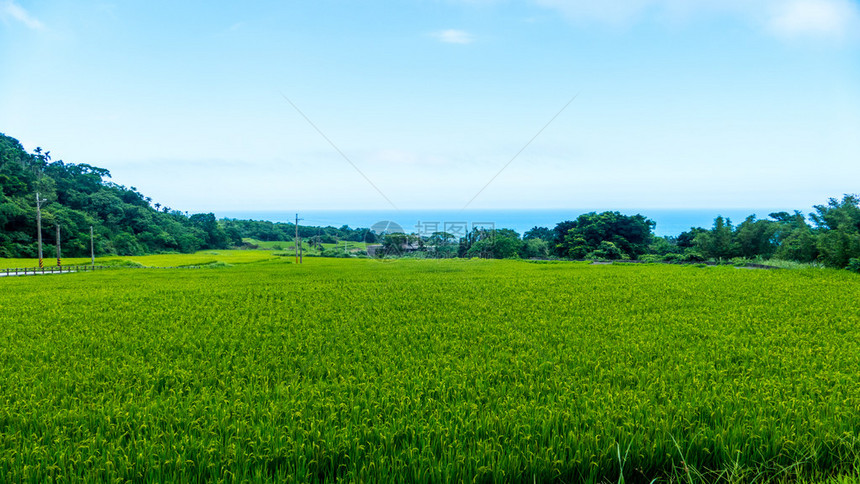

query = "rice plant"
[{"left": 0, "top": 258, "right": 857, "bottom": 482}]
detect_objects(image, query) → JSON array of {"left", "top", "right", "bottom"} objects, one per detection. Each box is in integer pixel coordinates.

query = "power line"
[
  {"left": 461, "top": 92, "right": 580, "bottom": 211},
  {"left": 280, "top": 93, "right": 399, "bottom": 210}
]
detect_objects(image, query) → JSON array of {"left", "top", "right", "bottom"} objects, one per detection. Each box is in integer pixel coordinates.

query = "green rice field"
[
  {"left": 1, "top": 258, "right": 859, "bottom": 482},
  {"left": 0, "top": 249, "right": 281, "bottom": 270},
  {"left": 243, "top": 238, "right": 368, "bottom": 254}
]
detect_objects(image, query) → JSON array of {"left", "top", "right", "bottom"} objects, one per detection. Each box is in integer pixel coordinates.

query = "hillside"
[{"left": 0, "top": 133, "right": 238, "bottom": 258}]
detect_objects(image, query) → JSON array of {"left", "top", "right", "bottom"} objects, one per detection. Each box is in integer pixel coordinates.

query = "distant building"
[{"left": 366, "top": 242, "right": 424, "bottom": 258}]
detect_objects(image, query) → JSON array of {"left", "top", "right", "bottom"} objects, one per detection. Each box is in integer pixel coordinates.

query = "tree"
[
  {"left": 649, "top": 236, "right": 682, "bottom": 257},
  {"left": 587, "top": 241, "right": 626, "bottom": 260},
  {"left": 811, "top": 195, "right": 860, "bottom": 233},
  {"left": 380, "top": 233, "right": 408, "bottom": 257},
  {"left": 113, "top": 232, "right": 146, "bottom": 256},
  {"left": 551, "top": 220, "right": 578, "bottom": 255},
  {"left": 0, "top": 132, "right": 237, "bottom": 257},
  {"left": 774, "top": 228, "right": 817, "bottom": 263},
  {"left": 677, "top": 228, "right": 707, "bottom": 248},
  {"left": 224, "top": 225, "right": 243, "bottom": 247},
  {"left": 427, "top": 231, "right": 458, "bottom": 258},
  {"left": 694, "top": 216, "right": 738, "bottom": 260},
  {"left": 735, "top": 216, "right": 779, "bottom": 259},
  {"left": 555, "top": 212, "right": 655, "bottom": 260},
  {"left": 810, "top": 195, "right": 860, "bottom": 268},
  {"left": 771, "top": 211, "right": 817, "bottom": 263},
  {"left": 520, "top": 238, "right": 549, "bottom": 259},
  {"left": 189, "top": 213, "right": 229, "bottom": 249},
  {"left": 524, "top": 226, "right": 552, "bottom": 241},
  {"left": 307, "top": 235, "right": 323, "bottom": 249},
  {"left": 462, "top": 228, "right": 522, "bottom": 259}
]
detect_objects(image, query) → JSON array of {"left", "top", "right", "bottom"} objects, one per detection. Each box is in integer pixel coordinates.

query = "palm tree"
[{"left": 32, "top": 147, "right": 50, "bottom": 169}]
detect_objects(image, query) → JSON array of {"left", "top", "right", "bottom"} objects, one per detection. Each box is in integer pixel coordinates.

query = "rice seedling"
[{"left": 0, "top": 258, "right": 857, "bottom": 482}]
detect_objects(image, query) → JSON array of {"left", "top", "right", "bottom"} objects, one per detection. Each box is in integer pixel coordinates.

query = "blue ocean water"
[{"left": 217, "top": 208, "right": 790, "bottom": 237}]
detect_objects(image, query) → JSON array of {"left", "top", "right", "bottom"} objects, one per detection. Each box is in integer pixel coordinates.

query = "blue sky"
[{"left": 1, "top": 0, "right": 858, "bottom": 213}]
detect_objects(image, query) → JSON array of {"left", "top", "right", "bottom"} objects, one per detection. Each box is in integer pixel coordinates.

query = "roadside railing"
[
  {"left": 1, "top": 265, "right": 106, "bottom": 276},
  {"left": 1, "top": 265, "right": 206, "bottom": 277}
]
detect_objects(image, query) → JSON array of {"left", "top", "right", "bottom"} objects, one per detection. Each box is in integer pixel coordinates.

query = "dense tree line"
[
  {"left": 660, "top": 196, "right": 860, "bottom": 270},
  {"left": 374, "top": 211, "right": 656, "bottom": 261},
  {"left": 221, "top": 219, "right": 377, "bottom": 245},
  {"left": 4, "top": 132, "right": 857, "bottom": 271},
  {"left": 0, "top": 133, "right": 237, "bottom": 257},
  {"left": 375, "top": 201, "right": 860, "bottom": 271}
]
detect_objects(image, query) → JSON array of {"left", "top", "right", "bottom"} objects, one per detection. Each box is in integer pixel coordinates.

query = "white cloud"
[
  {"left": 768, "top": 0, "right": 860, "bottom": 39},
  {"left": 432, "top": 29, "right": 476, "bottom": 44},
  {"left": 532, "top": 0, "right": 860, "bottom": 40},
  {"left": 0, "top": 0, "right": 45, "bottom": 30}
]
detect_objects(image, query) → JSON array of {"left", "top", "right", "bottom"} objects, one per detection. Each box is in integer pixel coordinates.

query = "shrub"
[
  {"left": 319, "top": 247, "right": 345, "bottom": 258},
  {"left": 585, "top": 241, "right": 628, "bottom": 261},
  {"left": 680, "top": 250, "right": 707, "bottom": 262}
]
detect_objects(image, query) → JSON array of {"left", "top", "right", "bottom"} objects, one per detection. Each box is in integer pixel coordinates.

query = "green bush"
[
  {"left": 99, "top": 259, "right": 145, "bottom": 268},
  {"left": 847, "top": 258, "right": 860, "bottom": 274},
  {"left": 679, "top": 250, "right": 707, "bottom": 262},
  {"left": 585, "top": 241, "right": 628, "bottom": 261},
  {"left": 319, "top": 246, "right": 351, "bottom": 258}
]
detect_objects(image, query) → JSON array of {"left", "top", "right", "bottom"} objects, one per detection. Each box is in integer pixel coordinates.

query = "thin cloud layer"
[
  {"left": 768, "top": 0, "right": 860, "bottom": 39},
  {"left": 432, "top": 29, "right": 476, "bottom": 44},
  {"left": 533, "top": 0, "right": 860, "bottom": 40},
  {"left": 0, "top": 0, "right": 45, "bottom": 30}
]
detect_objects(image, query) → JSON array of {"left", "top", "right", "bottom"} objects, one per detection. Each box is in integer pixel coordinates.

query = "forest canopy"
[{"left": 0, "top": 133, "right": 236, "bottom": 258}]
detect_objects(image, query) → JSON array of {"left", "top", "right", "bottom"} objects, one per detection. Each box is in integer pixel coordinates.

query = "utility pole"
[
  {"left": 35, "top": 192, "right": 47, "bottom": 268},
  {"left": 295, "top": 213, "right": 304, "bottom": 264},
  {"left": 55, "top": 224, "right": 61, "bottom": 267},
  {"left": 90, "top": 226, "right": 95, "bottom": 267}
]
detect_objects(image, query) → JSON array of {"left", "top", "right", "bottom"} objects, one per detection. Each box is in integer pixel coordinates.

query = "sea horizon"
[{"left": 215, "top": 208, "right": 795, "bottom": 238}]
